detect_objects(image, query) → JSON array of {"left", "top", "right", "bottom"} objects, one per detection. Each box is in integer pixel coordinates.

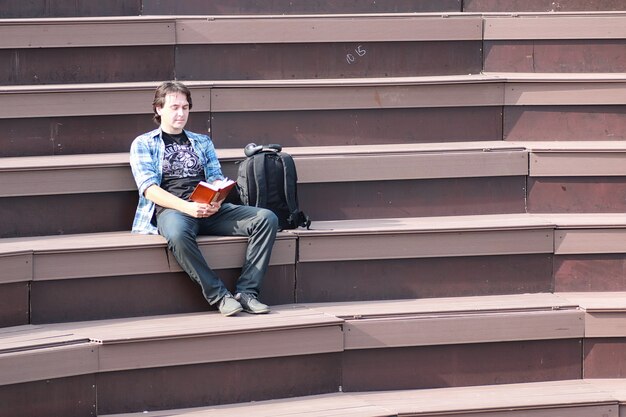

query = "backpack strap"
[
  {"left": 252, "top": 152, "right": 267, "bottom": 208},
  {"left": 278, "top": 152, "right": 311, "bottom": 229}
]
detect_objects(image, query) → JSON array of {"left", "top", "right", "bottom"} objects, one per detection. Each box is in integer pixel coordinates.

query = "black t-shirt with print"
[{"left": 155, "top": 131, "right": 205, "bottom": 217}]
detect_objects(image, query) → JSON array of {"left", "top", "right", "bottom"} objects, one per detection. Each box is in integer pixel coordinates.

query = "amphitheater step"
[{"left": 0, "top": 293, "right": 589, "bottom": 415}]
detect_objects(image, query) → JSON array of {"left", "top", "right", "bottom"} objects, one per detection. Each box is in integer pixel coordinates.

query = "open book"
[{"left": 190, "top": 178, "right": 236, "bottom": 204}]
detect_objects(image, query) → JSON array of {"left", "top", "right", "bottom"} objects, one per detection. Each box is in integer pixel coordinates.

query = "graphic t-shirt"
[{"left": 155, "top": 131, "right": 205, "bottom": 217}]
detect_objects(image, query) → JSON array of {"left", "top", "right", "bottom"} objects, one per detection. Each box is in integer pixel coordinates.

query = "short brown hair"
[{"left": 152, "top": 81, "right": 193, "bottom": 125}]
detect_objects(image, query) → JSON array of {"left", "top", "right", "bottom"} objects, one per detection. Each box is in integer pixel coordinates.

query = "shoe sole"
[
  {"left": 221, "top": 306, "right": 243, "bottom": 317},
  {"left": 243, "top": 308, "right": 270, "bottom": 314}
]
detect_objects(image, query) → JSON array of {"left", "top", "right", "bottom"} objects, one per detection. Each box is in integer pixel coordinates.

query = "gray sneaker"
[
  {"left": 218, "top": 294, "right": 243, "bottom": 317},
  {"left": 237, "top": 293, "right": 270, "bottom": 314}
]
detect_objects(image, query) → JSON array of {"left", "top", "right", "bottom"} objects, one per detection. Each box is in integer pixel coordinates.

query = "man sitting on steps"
[{"left": 129, "top": 81, "right": 278, "bottom": 317}]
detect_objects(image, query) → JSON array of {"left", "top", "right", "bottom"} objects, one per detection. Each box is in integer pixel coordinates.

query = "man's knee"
[{"left": 257, "top": 208, "right": 279, "bottom": 230}]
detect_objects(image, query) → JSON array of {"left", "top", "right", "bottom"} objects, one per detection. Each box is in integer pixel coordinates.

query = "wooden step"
[
  {"left": 0, "top": 293, "right": 588, "bottom": 415},
  {"left": 0, "top": 231, "right": 297, "bottom": 325},
  {"left": 2, "top": 74, "right": 625, "bottom": 157},
  {"left": 558, "top": 292, "right": 626, "bottom": 380},
  {"left": 0, "top": 142, "right": 528, "bottom": 237},
  {"left": 99, "top": 379, "right": 622, "bottom": 417},
  {"left": 484, "top": 13, "right": 626, "bottom": 72},
  {"left": 5, "top": 212, "right": 626, "bottom": 326},
  {"left": 0, "top": 15, "right": 482, "bottom": 85}
]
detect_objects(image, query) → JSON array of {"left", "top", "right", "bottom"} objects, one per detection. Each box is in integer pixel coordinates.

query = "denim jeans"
[{"left": 157, "top": 203, "right": 278, "bottom": 305}]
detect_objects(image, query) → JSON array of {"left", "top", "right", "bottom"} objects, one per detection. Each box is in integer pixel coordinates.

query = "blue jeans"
[{"left": 157, "top": 203, "right": 278, "bottom": 305}]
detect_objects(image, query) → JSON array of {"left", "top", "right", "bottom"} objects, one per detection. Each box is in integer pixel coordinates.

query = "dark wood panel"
[
  {"left": 504, "top": 105, "right": 626, "bottom": 141},
  {"left": 177, "top": 41, "right": 482, "bottom": 81},
  {"left": 555, "top": 254, "right": 626, "bottom": 292},
  {"left": 485, "top": 40, "right": 626, "bottom": 73},
  {"left": 0, "top": 375, "right": 96, "bottom": 417},
  {"left": 0, "top": 192, "right": 136, "bottom": 238},
  {"left": 211, "top": 107, "right": 503, "bottom": 150},
  {"left": 528, "top": 177, "right": 626, "bottom": 213},
  {"left": 144, "top": 0, "right": 461, "bottom": 14},
  {"left": 465, "top": 0, "right": 626, "bottom": 12},
  {"left": 1, "top": 46, "right": 174, "bottom": 85},
  {"left": 299, "top": 176, "right": 526, "bottom": 221},
  {"left": 0, "top": 113, "right": 210, "bottom": 157},
  {"left": 343, "top": 339, "right": 582, "bottom": 391},
  {"left": 584, "top": 338, "right": 626, "bottom": 378},
  {"left": 0, "top": 0, "right": 140, "bottom": 18},
  {"left": 296, "top": 254, "right": 553, "bottom": 303},
  {"left": 31, "top": 266, "right": 294, "bottom": 323},
  {"left": 0, "top": 282, "right": 29, "bottom": 327},
  {"left": 96, "top": 353, "right": 341, "bottom": 414}
]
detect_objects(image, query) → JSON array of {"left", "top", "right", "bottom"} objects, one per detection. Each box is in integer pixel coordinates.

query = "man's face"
[{"left": 157, "top": 92, "right": 189, "bottom": 134}]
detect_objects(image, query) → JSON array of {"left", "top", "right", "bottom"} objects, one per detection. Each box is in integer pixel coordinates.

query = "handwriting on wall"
[{"left": 346, "top": 45, "right": 367, "bottom": 64}]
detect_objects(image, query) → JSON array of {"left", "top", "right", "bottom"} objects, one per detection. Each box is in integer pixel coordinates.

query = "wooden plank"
[
  {"left": 555, "top": 229, "right": 626, "bottom": 254},
  {"left": 0, "top": 83, "right": 211, "bottom": 119},
  {"left": 0, "top": 343, "right": 98, "bottom": 385},
  {"left": 98, "top": 326, "right": 343, "bottom": 371},
  {"left": 0, "top": 19, "right": 175, "bottom": 48},
  {"left": 531, "top": 152, "right": 626, "bottom": 177},
  {"left": 176, "top": 16, "right": 482, "bottom": 44},
  {"left": 343, "top": 309, "right": 583, "bottom": 349},
  {"left": 357, "top": 380, "right": 616, "bottom": 415},
  {"left": 484, "top": 16, "right": 626, "bottom": 40},
  {"left": 298, "top": 229, "right": 553, "bottom": 262},
  {"left": 0, "top": 251, "right": 32, "bottom": 284},
  {"left": 296, "top": 150, "right": 528, "bottom": 183},
  {"left": 505, "top": 81, "right": 626, "bottom": 106},
  {"left": 304, "top": 293, "right": 577, "bottom": 318},
  {"left": 211, "top": 82, "right": 504, "bottom": 112}
]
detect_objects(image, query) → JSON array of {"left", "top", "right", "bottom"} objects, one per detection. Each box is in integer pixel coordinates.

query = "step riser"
[
  {"left": 584, "top": 338, "right": 626, "bottom": 378},
  {"left": 486, "top": 41, "right": 626, "bottom": 73},
  {"left": 0, "top": 177, "right": 527, "bottom": 238},
  {"left": 465, "top": 0, "right": 626, "bottom": 12},
  {"left": 2, "top": 42, "right": 481, "bottom": 85},
  {"left": 296, "top": 254, "right": 553, "bottom": 302},
  {"left": 30, "top": 266, "right": 295, "bottom": 324},
  {"left": 555, "top": 255, "right": 626, "bottom": 292},
  {"left": 343, "top": 339, "right": 581, "bottom": 391},
  {"left": 529, "top": 178, "right": 626, "bottom": 213}
]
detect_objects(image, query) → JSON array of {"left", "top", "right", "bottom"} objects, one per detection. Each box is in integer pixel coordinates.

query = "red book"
[{"left": 190, "top": 178, "right": 236, "bottom": 204}]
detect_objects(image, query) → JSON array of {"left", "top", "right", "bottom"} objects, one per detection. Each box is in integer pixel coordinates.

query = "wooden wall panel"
[
  {"left": 177, "top": 41, "right": 482, "bottom": 80},
  {"left": 296, "top": 254, "right": 553, "bottom": 302},
  {"left": 342, "top": 339, "right": 582, "bottom": 391},
  {"left": 584, "top": 338, "right": 626, "bottom": 378},
  {"left": 0, "top": 46, "right": 174, "bottom": 85},
  {"left": 298, "top": 176, "right": 526, "bottom": 221},
  {"left": 485, "top": 40, "right": 626, "bottom": 73},
  {"left": 96, "top": 353, "right": 341, "bottom": 414},
  {"left": 464, "top": 0, "right": 626, "bottom": 12},
  {"left": 0, "top": 192, "right": 136, "bottom": 238},
  {"left": 528, "top": 177, "right": 626, "bottom": 213},
  {"left": 0, "top": 113, "right": 211, "bottom": 157},
  {"left": 0, "top": 375, "right": 96, "bottom": 417},
  {"left": 555, "top": 254, "right": 626, "bottom": 292},
  {"left": 0, "top": 0, "right": 140, "bottom": 18},
  {"left": 504, "top": 105, "right": 626, "bottom": 141},
  {"left": 0, "top": 282, "right": 29, "bottom": 327},
  {"left": 210, "top": 107, "right": 503, "bottom": 150},
  {"left": 30, "top": 266, "right": 294, "bottom": 323},
  {"left": 143, "top": 0, "right": 461, "bottom": 14}
]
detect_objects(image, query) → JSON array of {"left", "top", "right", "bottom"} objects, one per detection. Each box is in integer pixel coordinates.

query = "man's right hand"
[{"left": 185, "top": 200, "right": 221, "bottom": 218}]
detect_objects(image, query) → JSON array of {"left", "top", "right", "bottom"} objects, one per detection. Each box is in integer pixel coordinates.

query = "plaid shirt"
[{"left": 129, "top": 128, "right": 224, "bottom": 234}]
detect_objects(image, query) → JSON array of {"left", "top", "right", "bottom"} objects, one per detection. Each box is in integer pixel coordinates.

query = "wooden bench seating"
[
  {"left": 0, "top": 293, "right": 592, "bottom": 415},
  {"left": 3, "top": 212, "right": 626, "bottom": 327},
  {"left": 0, "top": 141, "right": 529, "bottom": 237},
  {"left": 99, "top": 379, "right": 623, "bottom": 417},
  {"left": 1, "top": 74, "right": 624, "bottom": 158},
  {"left": 3, "top": 0, "right": 625, "bottom": 18}
]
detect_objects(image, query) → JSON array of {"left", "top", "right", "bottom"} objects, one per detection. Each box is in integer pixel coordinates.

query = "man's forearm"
[{"left": 144, "top": 184, "right": 190, "bottom": 213}]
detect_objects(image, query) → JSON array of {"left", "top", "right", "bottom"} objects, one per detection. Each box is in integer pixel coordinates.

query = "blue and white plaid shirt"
[{"left": 129, "top": 128, "right": 224, "bottom": 234}]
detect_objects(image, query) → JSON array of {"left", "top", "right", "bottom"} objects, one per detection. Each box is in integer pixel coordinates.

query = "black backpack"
[{"left": 236, "top": 143, "right": 311, "bottom": 230}]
